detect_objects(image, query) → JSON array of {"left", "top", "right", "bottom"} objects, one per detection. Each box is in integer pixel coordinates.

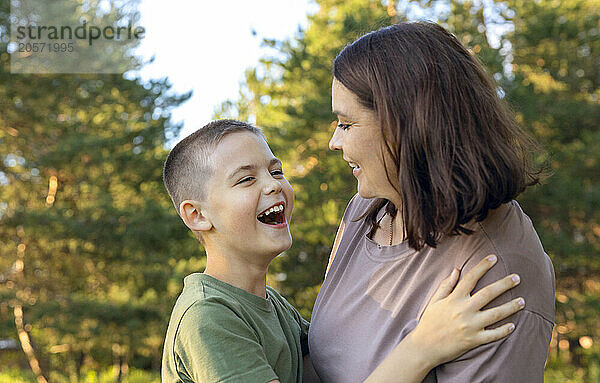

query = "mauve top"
[{"left": 309, "top": 194, "right": 555, "bottom": 383}]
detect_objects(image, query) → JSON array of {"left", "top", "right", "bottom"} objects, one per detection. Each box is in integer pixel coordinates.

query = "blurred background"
[{"left": 1, "top": 0, "right": 598, "bottom": 382}]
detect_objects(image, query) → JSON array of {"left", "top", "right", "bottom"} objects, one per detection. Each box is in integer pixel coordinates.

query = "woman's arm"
[
  {"left": 363, "top": 255, "right": 524, "bottom": 383},
  {"left": 325, "top": 220, "right": 345, "bottom": 278}
]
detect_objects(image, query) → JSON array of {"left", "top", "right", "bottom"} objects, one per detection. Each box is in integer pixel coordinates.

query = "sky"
[{"left": 131, "top": 0, "right": 315, "bottom": 145}]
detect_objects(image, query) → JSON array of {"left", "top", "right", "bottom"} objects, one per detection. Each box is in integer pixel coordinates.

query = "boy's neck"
[{"left": 203, "top": 250, "right": 271, "bottom": 299}]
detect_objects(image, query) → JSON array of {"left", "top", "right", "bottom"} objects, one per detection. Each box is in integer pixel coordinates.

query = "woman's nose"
[{"left": 329, "top": 128, "right": 342, "bottom": 151}]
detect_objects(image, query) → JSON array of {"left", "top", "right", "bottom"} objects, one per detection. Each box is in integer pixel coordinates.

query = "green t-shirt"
[{"left": 162, "top": 273, "right": 309, "bottom": 383}]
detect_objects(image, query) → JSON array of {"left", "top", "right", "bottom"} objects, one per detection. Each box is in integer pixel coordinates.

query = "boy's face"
[{"left": 202, "top": 131, "right": 294, "bottom": 259}]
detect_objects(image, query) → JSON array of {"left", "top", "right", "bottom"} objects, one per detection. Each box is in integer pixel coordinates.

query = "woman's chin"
[
  {"left": 357, "top": 183, "right": 375, "bottom": 199},
  {"left": 357, "top": 181, "right": 392, "bottom": 201}
]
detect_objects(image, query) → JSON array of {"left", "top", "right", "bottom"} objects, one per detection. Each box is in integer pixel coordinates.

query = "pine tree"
[
  {"left": 504, "top": 0, "right": 600, "bottom": 379},
  {"left": 0, "top": 0, "right": 199, "bottom": 378}
]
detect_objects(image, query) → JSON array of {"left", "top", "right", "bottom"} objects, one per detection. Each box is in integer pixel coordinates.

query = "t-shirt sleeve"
[
  {"left": 435, "top": 310, "right": 553, "bottom": 382},
  {"left": 291, "top": 306, "right": 310, "bottom": 338},
  {"left": 292, "top": 308, "right": 310, "bottom": 357},
  {"left": 269, "top": 287, "right": 310, "bottom": 356},
  {"left": 435, "top": 253, "right": 554, "bottom": 382},
  {"left": 173, "top": 299, "right": 279, "bottom": 383}
]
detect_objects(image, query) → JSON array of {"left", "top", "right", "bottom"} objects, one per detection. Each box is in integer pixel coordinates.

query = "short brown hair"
[
  {"left": 163, "top": 120, "right": 264, "bottom": 214},
  {"left": 333, "top": 22, "right": 542, "bottom": 250}
]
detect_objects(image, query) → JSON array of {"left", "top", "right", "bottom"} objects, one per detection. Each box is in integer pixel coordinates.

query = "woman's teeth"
[{"left": 349, "top": 162, "right": 360, "bottom": 170}]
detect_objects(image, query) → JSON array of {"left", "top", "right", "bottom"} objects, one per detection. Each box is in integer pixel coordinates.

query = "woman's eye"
[
  {"left": 337, "top": 123, "right": 352, "bottom": 130},
  {"left": 271, "top": 170, "right": 284, "bottom": 176},
  {"left": 238, "top": 177, "right": 254, "bottom": 184}
]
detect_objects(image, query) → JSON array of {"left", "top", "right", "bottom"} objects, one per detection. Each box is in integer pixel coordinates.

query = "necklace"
[{"left": 389, "top": 213, "right": 394, "bottom": 246}]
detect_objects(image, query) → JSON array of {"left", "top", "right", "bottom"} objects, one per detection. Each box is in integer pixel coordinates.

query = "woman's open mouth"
[
  {"left": 348, "top": 161, "right": 361, "bottom": 176},
  {"left": 257, "top": 203, "right": 286, "bottom": 226}
]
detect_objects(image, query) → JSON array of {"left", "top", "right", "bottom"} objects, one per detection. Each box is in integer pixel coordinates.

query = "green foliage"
[
  {"left": 0, "top": 368, "right": 36, "bottom": 383},
  {"left": 0, "top": 0, "right": 202, "bottom": 378},
  {"left": 0, "top": 367, "right": 160, "bottom": 383},
  {"left": 504, "top": 0, "right": 600, "bottom": 375}
]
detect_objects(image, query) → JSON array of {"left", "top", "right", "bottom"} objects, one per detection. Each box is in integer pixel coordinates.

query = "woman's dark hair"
[{"left": 333, "top": 21, "right": 542, "bottom": 251}]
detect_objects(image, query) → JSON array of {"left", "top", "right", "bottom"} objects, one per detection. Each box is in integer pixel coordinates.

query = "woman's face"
[{"left": 329, "top": 78, "right": 399, "bottom": 202}]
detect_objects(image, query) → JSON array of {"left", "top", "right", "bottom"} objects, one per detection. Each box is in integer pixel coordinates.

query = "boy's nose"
[
  {"left": 264, "top": 178, "right": 283, "bottom": 194},
  {"left": 329, "top": 128, "right": 342, "bottom": 151}
]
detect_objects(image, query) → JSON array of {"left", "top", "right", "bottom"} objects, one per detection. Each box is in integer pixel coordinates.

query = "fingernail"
[
  {"left": 518, "top": 298, "right": 525, "bottom": 307},
  {"left": 488, "top": 255, "right": 497, "bottom": 263},
  {"left": 508, "top": 323, "right": 515, "bottom": 332},
  {"left": 512, "top": 274, "right": 520, "bottom": 284}
]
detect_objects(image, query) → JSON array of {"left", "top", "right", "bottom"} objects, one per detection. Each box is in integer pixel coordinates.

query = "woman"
[{"left": 309, "top": 22, "right": 555, "bottom": 382}]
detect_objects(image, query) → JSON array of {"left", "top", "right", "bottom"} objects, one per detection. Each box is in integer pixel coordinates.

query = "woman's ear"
[{"left": 179, "top": 200, "right": 213, "bottom": 232}]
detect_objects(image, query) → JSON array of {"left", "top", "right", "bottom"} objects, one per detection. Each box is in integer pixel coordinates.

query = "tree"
[
  {"left": 503, "top": 0, "right": 600, "bottom": 380},
  {"left": 0, "top": 0, "right": 199, "bottom": 379}
]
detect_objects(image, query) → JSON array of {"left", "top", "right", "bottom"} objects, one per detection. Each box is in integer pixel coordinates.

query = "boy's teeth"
[{"left": 259, "top": 204, "right": 284, "bottom": 218}]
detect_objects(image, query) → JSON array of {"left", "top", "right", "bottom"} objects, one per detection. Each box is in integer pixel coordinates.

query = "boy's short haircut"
[{"left": 162, "top": 120, "right": 265, "bottom": 215}]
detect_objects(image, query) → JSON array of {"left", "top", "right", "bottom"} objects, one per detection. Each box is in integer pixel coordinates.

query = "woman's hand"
[{"left": 408, "top": 254, "right": 524, "bottom": 368}]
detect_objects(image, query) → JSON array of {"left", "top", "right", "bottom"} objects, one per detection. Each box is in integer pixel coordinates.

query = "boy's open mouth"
[{"left": 257, "top": 203, "right": 286, "bottom": 225}]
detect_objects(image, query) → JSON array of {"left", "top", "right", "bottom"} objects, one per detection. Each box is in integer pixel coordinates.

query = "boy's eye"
[
  {"left": 237, "top": 176, "right": 254, "bottom": 184},
  {"left": 337, "top": 122, "right": 352, "bottom": 130}
]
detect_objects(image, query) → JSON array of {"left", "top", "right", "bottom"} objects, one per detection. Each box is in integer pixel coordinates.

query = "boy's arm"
[
  {"left": 302, "top": 354, "right": 321, "bottom": 383},
  {"left": 175, "top": 300, "right": 279, "bottom": 383},
  {"left": 362, "top": 331, "right": 433, "bottom": 383}
]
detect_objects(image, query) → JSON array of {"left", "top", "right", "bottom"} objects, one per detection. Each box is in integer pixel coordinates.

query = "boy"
[{"left": 161, "top": 119, "right": 309, "bottom": 383}]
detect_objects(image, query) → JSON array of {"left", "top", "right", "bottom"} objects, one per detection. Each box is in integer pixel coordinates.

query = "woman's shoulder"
[
  {"left": 476, "top": 200, "right": 541, "bottom": 248},
  {"left": 450, "top": 200, "right": 555, "bottom": 323},
  {"left": 443, "top": 200, "right": 554, "bottom": 292}
]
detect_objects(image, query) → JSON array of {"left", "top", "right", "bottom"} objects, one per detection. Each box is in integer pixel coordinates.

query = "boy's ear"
[{"left": 179, "top": 200, "right": 213, "bottom": 232}]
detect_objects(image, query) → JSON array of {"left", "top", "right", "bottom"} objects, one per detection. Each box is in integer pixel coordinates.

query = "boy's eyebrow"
[
  {"left": 270, "top": 158, "right": 283, "bottom": 168},
  {"left": 227, "top": 158, "right": 282, "bottom": 180}
]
